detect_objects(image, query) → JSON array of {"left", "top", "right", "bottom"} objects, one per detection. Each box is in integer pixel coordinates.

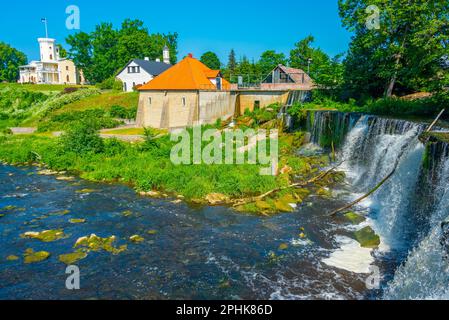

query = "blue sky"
[{"left": 1, "top": 0, "right": 352, "bottom": 63}]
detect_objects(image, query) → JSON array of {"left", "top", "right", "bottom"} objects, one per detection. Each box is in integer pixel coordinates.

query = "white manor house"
[{"left": 18, "top": 37, "right": 85, "bottom": 85}]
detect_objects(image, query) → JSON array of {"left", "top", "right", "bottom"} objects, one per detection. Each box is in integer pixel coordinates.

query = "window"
[
  {"left": 127, "top": 66, "right": 140, "bottom": 74},
  {"left": 182, "top": 97, "right": 186, "bottom": 106},
  {"left": 66, "top": 75, "right": 70, "bottom": 82},
  {"left": 66, "top": 66, "right": 69, "bottom": 71},
  {"left": 50, "top": 54, "right": 53, "bottom": 60},
  {"left": 148, "top": 97, "right": 152, "bottom": 105},
  {"left": 254, "top": 101, "right": 260, "bottom": 110},
  {"left": 216, "top": 77, "right": 222, "bottom": 90}
]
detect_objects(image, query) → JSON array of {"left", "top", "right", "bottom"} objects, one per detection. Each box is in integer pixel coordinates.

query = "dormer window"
[
  {"left": 128, "top": 66, "right": 140, "bottom": 74},
  {"left": 216, "top": 77, "right": 222, "bottom": 90}
]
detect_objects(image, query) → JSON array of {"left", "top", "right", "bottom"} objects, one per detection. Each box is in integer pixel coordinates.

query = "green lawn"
[
  {"left": 0, "top": 83, "right": 93, "bottom": 93},
  {"left": 51, "top": 91, "right": 139, "bottom": 115}
]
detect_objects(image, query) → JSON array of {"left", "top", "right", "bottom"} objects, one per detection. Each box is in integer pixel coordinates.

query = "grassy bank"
[
  {"left": 0, "top": 114, "right": 341, "bottom": 214},
  {"left": 293, "top": 91, "right": 449, "bottom": 120},
  {"left": 0, "top": 84, "right": 138, "bottom": 132}
]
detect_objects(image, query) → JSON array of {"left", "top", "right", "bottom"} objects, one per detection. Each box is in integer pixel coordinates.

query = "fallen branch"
[
  {"left": 328, "top": 164, "right": 397, "bottom": 217},
  {"left": 425, "top": 109, "right": 445, "bottom": 133},
  {"left": 233, "top": 161, "right": 344, "bottom": 207}
]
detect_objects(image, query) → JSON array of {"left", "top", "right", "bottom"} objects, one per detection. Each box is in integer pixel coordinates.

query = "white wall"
[{"left": 116, "top": 61, "right": 153, "bottom": 92}]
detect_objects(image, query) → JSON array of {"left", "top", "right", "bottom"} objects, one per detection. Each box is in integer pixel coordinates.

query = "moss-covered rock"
[
  {"left": 278, "top": 243, "right": 289, "bottom": 250},
  {"left": 274, "top": 200, "right": 294, "bottom": 213},
  {"left": 6, "top": 255, "right": 19, "bottom": 261},
  {"left": 69, "top": 218, "right": 86, "bottom": 224},
  {"left": 353, "top": 227, "right": 380, "bottom": 248},
  {"left": 21, "top": 229, "right": 65, "bottom": 242},
  {"left": 255, "top": 200, "right": 272, "bottom": 211},
  {"left": 74, "top": 234, "right": 127, "bottom": 255},
  {"left": 24, "top": 249, "right": 50, "bottom": 264},
  {"left": 205, "top": 193, "right": 230, "bottom": 205},
  {"left": 122, "top": 210, "right": 133, "bottom": 217},
  {"left": 129, "top": 235, "right": 144, "bottom": 243},
  {"left": 344, "top": 212, "right": 366, "bottom": 225},
  {"left": 76, "top": 189, "right": 97, "bottom": 194},
  {"left": 58, "top": 250, "right": 88, "bottom": 265},
  {"left": 147, "top": 230, "right": 158, "bottom": 235},
  {"left": 51, "top": 209, "right": 71, "bottom": 216},
  {"left": 316, "top": 187, "right": 332, "bottom": 198},
  {"left": 56, "top": 176, "right": 75, "bottom": 181}
]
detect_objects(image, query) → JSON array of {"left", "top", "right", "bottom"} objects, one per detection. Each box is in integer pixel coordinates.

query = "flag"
[{"left": 41, "top": 18, "right": 47, "bottom": 23}]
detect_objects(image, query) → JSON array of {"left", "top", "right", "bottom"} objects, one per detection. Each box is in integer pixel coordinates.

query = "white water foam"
[{"left": 322, "top": 236, "right": 375, "bottom": 274}]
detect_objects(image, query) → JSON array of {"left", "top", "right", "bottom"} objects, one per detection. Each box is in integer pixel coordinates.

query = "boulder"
[
  {"left": 129, "top": 235, "right": 144, "bottom": 243},
  {"left": 22, "top": 229, "right": 65, "bottom": 242},
  {"left": 344, "top": 212, "right": 366, "bottom": 225},
  {"left": 353, "top": 227, "right": 380, "bottom": 248},
  {"left": 205, "top": 193, "right": 230, "bottom": 205},
  {"left": 24, "top": 249, "right": 50, "bottom": 264},
  {"left": 58, "top": 251, "right": 88, "bottom": 265}
]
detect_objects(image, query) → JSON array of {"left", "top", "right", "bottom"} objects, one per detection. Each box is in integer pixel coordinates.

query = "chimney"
[
  {"left": 155, "top": 58, "right": 161, "bottom": 62},
  {"left": 144, "top": 57, "right": 149, "bottom": 61},
  {"left": 163, "top": 45, "right": 170, "bottom": 64}
]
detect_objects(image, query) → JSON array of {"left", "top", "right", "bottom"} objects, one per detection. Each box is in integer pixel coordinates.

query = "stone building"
[{"left": 137, "top": 54, "right": 234, "bottom": 130}]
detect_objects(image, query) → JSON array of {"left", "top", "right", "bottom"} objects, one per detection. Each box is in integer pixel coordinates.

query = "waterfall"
[
  {"left": 384, "top": 142, "right": 449, "bottom": 300},
  {"left": 306, "top": 111, "right": 449, "bottom": 299}
]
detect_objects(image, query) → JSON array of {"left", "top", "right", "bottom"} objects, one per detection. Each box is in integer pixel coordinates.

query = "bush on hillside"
[
  {"left": 109, "top": 105, "right": 137, "bottom": 119},
  {"left": 0, "top": 86, "right": 48, "bottom": 114},
  {"left": 365, "top": 93, "right": 449, "bottom": 118},
  {"left": 37, "top": 108, "right": 121, "bottom": 132},
  {"left": 96, "top": 77, "right": 123, "bottom": 91},
  {"left": 59, "top": 121, "right": 104, "bottom": 154}
]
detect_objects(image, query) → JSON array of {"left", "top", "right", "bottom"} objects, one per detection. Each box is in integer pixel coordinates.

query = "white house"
[
  {"left": 19, "top": 37, "right": 85, "bottom": 85},
  {"left": 116, "top": 46, "right": 172, "bottom": 92}
]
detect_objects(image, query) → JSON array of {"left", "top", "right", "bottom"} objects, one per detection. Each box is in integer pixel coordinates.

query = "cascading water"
[
  {"left": 300, "top": 110, "right": 449, "bottom": 300},
  {"left": 384, "top": 141, "right": 449, "bottom": 299}
]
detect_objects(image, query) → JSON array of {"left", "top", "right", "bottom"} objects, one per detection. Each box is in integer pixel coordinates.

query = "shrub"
[
  {"left": 96, "top": 77, "right": 123, "bottom": 91},
  {"left": 109, "top": 105, "right": 137, "bottom": 119},
  {"left": 59, "top": 121, "right": 105, "bottom": 154},
  {"left": 37, "top": 108, "right": 121, "bottom": 132}
]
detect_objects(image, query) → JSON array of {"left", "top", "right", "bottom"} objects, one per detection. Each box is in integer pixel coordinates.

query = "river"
[{"left": 1, "top": 111, "right": 448, "bottom": 300}]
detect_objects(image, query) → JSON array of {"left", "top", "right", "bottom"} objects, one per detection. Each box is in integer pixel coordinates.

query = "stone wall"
[{"left": 237, "top": 91, "right": 289, "bottom": 115}]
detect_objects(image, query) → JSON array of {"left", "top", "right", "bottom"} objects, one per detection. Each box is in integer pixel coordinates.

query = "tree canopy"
[
  {"left": 258, "top": 50, "right": 287, "bottom": 78},
  {"left": 200, "top": 51, "right": 221, "bottom": 70},
  {"left": 0, "top": 42, "right": 27, "bottom": 83},
  {"left": 339, "top": 0, "right": 449, "bottom": 98},
  {"left": 290, "top": 36, "right": 344, "bottom": 88},
  {"left": 66, "top": 19, "right": 178, "bottom": 83}
]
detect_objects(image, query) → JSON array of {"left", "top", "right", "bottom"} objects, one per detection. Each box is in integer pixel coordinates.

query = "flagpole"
[{"left": 42, "top": 18, "right": 48, "bottom": 38}]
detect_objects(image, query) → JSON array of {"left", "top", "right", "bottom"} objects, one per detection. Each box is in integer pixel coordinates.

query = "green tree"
[
  {"left": 56, "top": 44, "right": 67, "bottom": 58},
  {"left": 258, "top": 50, "right": 287, "bottom": 78},
  {"left": 290, "top": 36, "right": 344, "bottom": 88},
  {"left": 339, "top": 0, "right": 449, "bottom": 98},
  {"left": 0, "top": 42, "right": 27, "bottom": 82},
  {"left": 228, "top": 49, "right": 237, "bottom": 71},
  {"left": 200, "top": 51, "right": 221, "bottom": 70},
  {"left": 66, "top": 19, "right": 179, "bottom": 83},
  {"left": 66, "top": 32, "right": 93, "bottom": 81}
]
